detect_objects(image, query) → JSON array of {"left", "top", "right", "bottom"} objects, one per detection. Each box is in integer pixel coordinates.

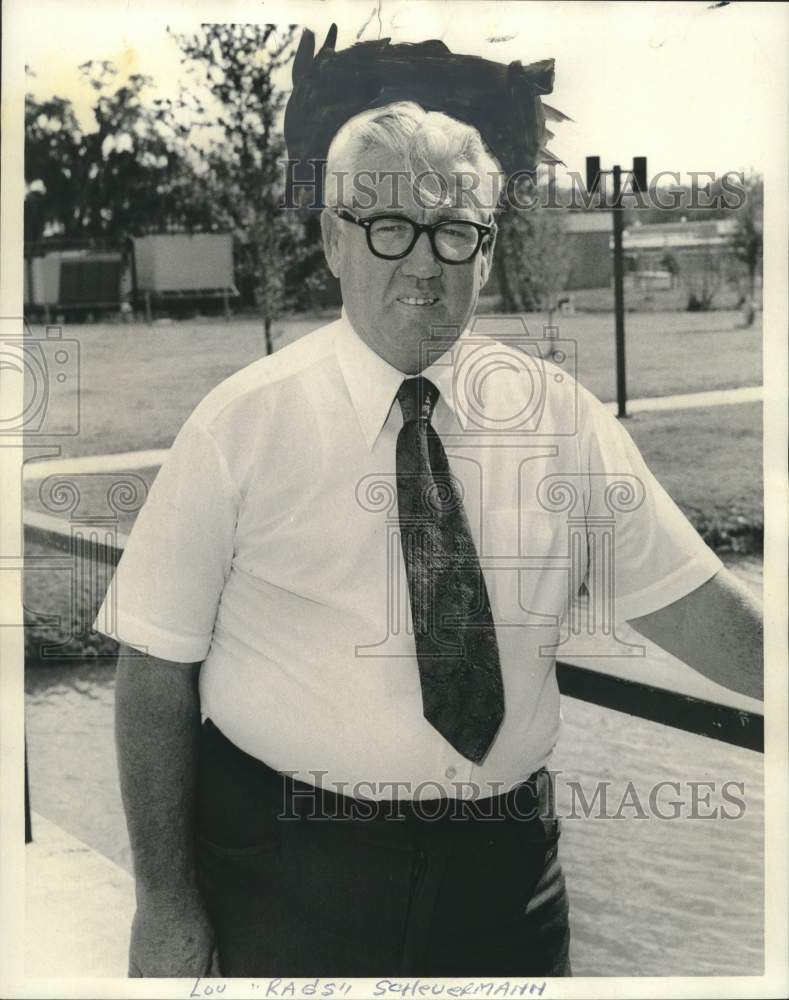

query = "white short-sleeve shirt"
[{"left": 95, "top": 313, "right": 723, "bottom": 798}]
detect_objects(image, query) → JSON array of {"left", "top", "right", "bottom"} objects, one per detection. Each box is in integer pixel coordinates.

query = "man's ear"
[{"left": 320, "top": 208, "right": 342, "bottom": 278}]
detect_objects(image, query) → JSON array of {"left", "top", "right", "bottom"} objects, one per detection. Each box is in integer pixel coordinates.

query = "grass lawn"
[
  {"left": 23, "top": 309, "right": 761, "bottom": 460},
  {"left": 624, "top": 402, "right": 762, "bottom": 551},
  {"left": 21, "top": 307, "right": 762, "bottom": 668},
  {"left": 22, "top": 307, "right": 762, "bottom": 551},
  {"left": 24, "top": 402, "right": 762, "bottom": 553},
  {"left": 23, "top": 397, "right": 762, "bottom": 671},
  {"left": 473, "top": 309, "right": 761, "bottom": 405}
]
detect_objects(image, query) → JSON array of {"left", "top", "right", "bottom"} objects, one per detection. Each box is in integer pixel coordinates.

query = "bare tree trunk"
[
  {"left": 264, "top": 314, "right": 273, "bottom": 355},
  {"left": 545, "top": 306, "right": 558, "bottom": 359},
  {"left": 748, "top": 262, "right": 758, "bottom": 324}
]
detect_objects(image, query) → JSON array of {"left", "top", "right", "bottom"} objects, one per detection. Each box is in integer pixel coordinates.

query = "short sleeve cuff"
[
  {"left": 613, "top": 548, "right": 725, "bottom": 623},
  {"left": 93, "top": 606, "right": 212, "bottom": 663}
]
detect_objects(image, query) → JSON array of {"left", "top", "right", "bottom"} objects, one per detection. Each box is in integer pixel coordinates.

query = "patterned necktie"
[{"left": 395, "top": 376, "right": 505, "bottom": 764}]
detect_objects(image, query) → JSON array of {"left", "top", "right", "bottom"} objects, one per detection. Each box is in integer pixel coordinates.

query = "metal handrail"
[
  {"left": 555, "top": 661, "right": 762, "bottom": 752},
  {"left": 23, "top": 514, "right": 764, "bottom": 754}
]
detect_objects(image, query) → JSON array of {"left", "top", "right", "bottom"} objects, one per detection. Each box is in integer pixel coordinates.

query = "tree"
[
  {"left": 679, "top": 249, "right": 723, "bottom": 312},
  {"left": 494, "top": 197, "right": 572, "bottom": 335},
  {"left": 495, "top": 206, "right": 537, "bottom": 313},
  {"left": 170, "top": 23, "right": 316, "bottom": 353},
  {"left": 730, "top": 171, "right": 763, "bottom": 326},
  {"left": 25, "top": 86, "right": 87, "bottom": 240},
  {"left": 519, "top": 208, "right": 572, "bottom": 329},
  {"left": 25, "top": 62, "right": 214, "bottom": 243},
  {"left": 26, "top": 35, "right": 330, "bottom": 333},
  {"left": 77, "top": 62, "right": 217, "bottom": 239}
]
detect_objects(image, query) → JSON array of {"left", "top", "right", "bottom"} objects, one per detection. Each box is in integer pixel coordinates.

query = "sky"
[{"left": 16, "top": 0, "right": 789, "bottom": 182}]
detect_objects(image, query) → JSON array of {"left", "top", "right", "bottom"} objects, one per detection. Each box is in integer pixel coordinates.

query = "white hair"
[{"left": 323, "top": 101, "right": 503, "bottom": 215}]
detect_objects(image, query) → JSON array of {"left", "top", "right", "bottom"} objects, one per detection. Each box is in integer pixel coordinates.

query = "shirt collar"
[{"left": 334, "top": 310, "right": 470, "bottom": 450}]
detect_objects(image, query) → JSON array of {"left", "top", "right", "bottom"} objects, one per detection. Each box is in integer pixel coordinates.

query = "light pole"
[{"left": 586, "top": 156, "right": 647, "bottom": 419}]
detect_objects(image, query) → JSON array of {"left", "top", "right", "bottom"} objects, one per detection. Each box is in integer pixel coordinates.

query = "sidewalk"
[
  {"left": 605, "top": 384, "right": 761, "bottom": 414},
  {"left": 25, "top": 813, "right": 133, "bottom": 978},
  {"left": 22, "top": 384, "right": 762, "bottom": 481}
]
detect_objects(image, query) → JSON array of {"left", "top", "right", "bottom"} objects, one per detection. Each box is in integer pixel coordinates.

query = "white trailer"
[{"left": 131, "top": 233, "right": 239, "bottom": 319}]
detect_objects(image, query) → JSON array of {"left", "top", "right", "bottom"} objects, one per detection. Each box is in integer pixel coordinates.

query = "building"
[
  {"left": 565, "top": 212, "right": 614, "bottom": 290},
  {"left": 622, "top": 217, "right": 737, "bottom": 257}
]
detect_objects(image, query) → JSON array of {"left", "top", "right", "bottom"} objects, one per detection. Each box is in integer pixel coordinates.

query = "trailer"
[
  {"left": 131, "top": 233, "right": 239, "bottom": 319},
  {"left": 24, "top": 249, "right": 124, "bottom": 321}
]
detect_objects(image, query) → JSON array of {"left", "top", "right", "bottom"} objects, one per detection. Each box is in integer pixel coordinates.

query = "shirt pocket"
[{"left": 483, "top": 507, "right": 571, "bottom": 626}]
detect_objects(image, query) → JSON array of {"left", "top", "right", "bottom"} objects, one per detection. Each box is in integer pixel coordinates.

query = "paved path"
[
  {"left": 606, "top": 384, "right": 762, "bottom": 414},
  {"left": 23, "top": 448, "right": 168, "bottom": 481},
  {"left": 25, "top": 813, "right": 134, "bottom": 978},
  {"left": 22, "top": 385, "right": 762, "bottom": 481}
]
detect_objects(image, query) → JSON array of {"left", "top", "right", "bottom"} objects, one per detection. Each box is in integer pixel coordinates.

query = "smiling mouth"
[{"left": 396, "top": 296, "right": 440, "bottom": 307}]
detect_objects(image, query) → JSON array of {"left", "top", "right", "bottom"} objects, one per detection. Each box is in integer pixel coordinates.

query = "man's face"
[{"left": 321, "top": 148, "right": 496, "bottom": 374}]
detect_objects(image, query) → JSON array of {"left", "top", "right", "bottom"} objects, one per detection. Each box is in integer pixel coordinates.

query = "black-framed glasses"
[{"left": 334, "top": 208, "right": 496, "bottom": 264}]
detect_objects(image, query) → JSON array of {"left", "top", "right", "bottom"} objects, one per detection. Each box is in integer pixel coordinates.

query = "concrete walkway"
[
  {"left": 23, "top": 448, "right": 168, "bottom": 481},
  {"left": 25, "top": 813, "right": 134, "bottom": 978},
  {"left": 605, "top": 384, "right": 762, "bottom": 414},
  {"left": 22, "top": 384, "right": 762, "bottom": 481}
]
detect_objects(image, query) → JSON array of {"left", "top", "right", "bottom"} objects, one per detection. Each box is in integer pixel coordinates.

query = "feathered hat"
[{"left": 284, "top": 24, "right": 569, "bottom": 206}]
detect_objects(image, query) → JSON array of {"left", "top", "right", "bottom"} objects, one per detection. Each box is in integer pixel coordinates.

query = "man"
[{"left": 97, "top": 33, "right": 762, "bottom": 980}]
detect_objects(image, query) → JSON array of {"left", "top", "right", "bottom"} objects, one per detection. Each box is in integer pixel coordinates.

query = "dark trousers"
[{"left": 196, "top": 719, "right": 571, "bottom": 977}]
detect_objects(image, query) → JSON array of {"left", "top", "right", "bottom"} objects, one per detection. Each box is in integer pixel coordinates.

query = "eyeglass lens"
[{"left": 369, "top": 218, "right": 480, "bottom": 261}]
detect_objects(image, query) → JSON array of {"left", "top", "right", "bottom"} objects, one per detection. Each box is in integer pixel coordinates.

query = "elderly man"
[{"left": 98, "top": 37, "right": 762, "bottom": 982}]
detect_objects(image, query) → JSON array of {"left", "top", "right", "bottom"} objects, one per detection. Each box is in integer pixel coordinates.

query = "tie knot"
[{"left": 397, "top": 377, "right": 439, "bottom": 425}]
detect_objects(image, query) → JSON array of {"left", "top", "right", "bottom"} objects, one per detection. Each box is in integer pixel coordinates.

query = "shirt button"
[{"left": 445, "top": 766, "right": 457, "bottom": 779}]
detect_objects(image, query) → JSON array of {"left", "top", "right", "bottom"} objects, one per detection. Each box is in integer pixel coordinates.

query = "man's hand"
[{"left": 129, "top": 889, "right": 221, "bottom": 978}]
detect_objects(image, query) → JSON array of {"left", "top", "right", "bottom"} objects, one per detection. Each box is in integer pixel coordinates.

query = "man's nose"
[{"left": 401, "top": 231, "right": 442, "bottom": 279}]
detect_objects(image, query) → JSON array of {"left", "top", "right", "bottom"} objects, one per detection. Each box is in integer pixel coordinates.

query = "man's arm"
[
  {"left": 115, "top": 644, "right": 220, "bottom": 977},
  {"left": 627, "top": 567, "right": 763, "bottom": 701}
]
